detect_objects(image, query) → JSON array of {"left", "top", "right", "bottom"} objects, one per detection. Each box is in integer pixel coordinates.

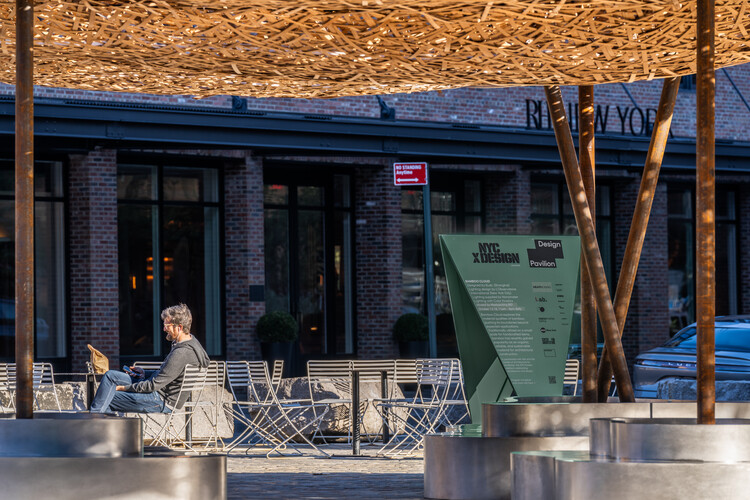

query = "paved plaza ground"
[{"left": 226, "top": 444, "right": 424, "bottom": 499}]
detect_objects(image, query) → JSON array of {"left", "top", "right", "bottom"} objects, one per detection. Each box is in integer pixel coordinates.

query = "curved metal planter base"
[
  {"left": 424, "top": 434, "right": 588, "bottom": 500},
  {"left": 513, "top": 450, "right": 750, "bottom": 500},
  {"left": 0, "top": 455, "right": 227, "bottom": 500},
  {"left": 0, "top": 415, "right": 227, "bottom": 499}
]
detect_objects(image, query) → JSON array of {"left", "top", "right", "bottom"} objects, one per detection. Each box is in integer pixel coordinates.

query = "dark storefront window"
[
  {"left": 530, "top": 182, "right": 613, "bottom": 348},
  {"left": 117, "top": 164, "right": 221, "bottom": 358},
  {"left": 0, "top": 161, "right": 66, "bottom": 359},
  {"left": 263, "top": 172, "right": 354, "bottom": 360},
  {"left": 668, "top": 186, "right": 737, "bottom": 333},
  {"left": 401, "top": 177, "right": 483, "bottom": 356}
]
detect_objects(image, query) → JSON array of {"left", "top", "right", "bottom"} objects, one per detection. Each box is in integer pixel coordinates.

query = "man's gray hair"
[{"left": 161, "top": 303, "right": 192, "bottom": 333}]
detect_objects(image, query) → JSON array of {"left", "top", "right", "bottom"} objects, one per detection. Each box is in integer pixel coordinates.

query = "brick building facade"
[{"left": 1, "top": 65, "right": 749, "bottom": 376}]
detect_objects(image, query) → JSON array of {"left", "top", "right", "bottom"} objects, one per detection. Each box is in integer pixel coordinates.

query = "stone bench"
[{"left": 656, "top": 377, "right": 750, "bottom": 400}]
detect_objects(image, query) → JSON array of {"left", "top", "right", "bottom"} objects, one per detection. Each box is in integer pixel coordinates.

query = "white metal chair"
[
  {"left": 564, "top": 358, "right": 580, "bottom": 396},
  {"left": 226, "top": 360, "right": 330, "bottom": 457},
  {"left": 0, "top": 362, "right": 62, "bottom": 412},
  {"left": 376, "top": 358, "right": 454, "bottom": 457},
  {"left": 439, "top": 358, "right": 470, "bottom": 428},
  {"left": 146, "top": 364, "right": 210, "bottom": 451}
]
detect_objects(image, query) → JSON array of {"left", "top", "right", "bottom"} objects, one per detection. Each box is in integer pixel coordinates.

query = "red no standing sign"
[{"left": 393, "top": 162, "right": 429, "bottom": 186}]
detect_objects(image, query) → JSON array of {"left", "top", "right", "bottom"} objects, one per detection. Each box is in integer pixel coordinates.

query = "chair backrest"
[
  {"left": 394, "top": 359, "right": 419, "bottom": 385},
  {"left": 270, "top": 359, "right": 284, "bottom": 388},
  {"left": 306, "top": 359, "right": 353, "bottom": 384},
  {"left": 351, "top": 359, "right": 397, "bottom": 399},
  {"left": 179, "top": 364, "right": 208, "bottom": 395},
  {"left": 417, "top": 358, "right": 452, "bottom": 387},
  {"left": 0, "top": 363, "right": 54, "bottom": 389},
  {"left": 205, "top": 361, "right": 225, "bottom": 391},
  {"left": 564, "top": 359, "right": 580, "bottom": 396},
  {"left": 226, "top": 360, "right": 275, "bottom": 403}
]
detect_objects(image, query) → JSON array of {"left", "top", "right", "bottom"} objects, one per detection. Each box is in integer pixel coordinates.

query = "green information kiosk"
[{"left": 440, "top": 235, "right": 581, "bottom": 425}]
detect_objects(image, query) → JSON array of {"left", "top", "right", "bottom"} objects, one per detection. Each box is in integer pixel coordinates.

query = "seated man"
[{"left": 90, "top": 303, "right": 210, "bottom": 413}]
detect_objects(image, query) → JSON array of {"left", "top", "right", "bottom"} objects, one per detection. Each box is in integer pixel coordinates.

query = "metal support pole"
[
  {"left": 696, "top": 0, "right": 716, "bottom": 425},
  {"left": 423, "top": 182, "right": 437, "bottom": 358},
  {"left": 351, "top": 370, "right": 361, "bottom": 455},
  {"left": 15, "top": 0, "right": 34, "bottom": 419},
  {"left": 380, "top": 370, "right": 390, "bottom": 443},
  {"left": 185, "top": 392, "right": 193, "bottom": 445},
  {"left": 544, "top": 85, "right": 634, "bottom": 402},
  {"left": 597, "top": 77, "right": 681, "bottom": 401},
  {"left": 578, "top": 86, "right": 597, "bottom": 403}
]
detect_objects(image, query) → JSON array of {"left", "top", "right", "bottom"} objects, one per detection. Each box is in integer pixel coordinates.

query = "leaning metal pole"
[
  {"left": 544, "top": 85, "right": 634, "bottom": 402},
  {"left": 596, "top": 77, "right": 681, "bottom": 401},
  {"left": 696, "top": 0, "right": 716, "bottom": 424},
  {"left": 578, "top": 86, "right": 598, "bottom": 403},
  {"left": 15, "top": 0, "right": 34, "bottom": 419}
]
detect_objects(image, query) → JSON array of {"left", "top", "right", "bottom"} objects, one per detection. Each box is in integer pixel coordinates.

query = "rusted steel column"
[
  {"left": 15, "top": 0, "right": 35, "bottom": 419},
  {"left": 696, "top": 0, "right": 716, "bottom": 425},
  {"left": 544, "top": 85, "right": 634, "bottom": 402},
  {"left": 578, "top": 86, "right": 597, "bottom": 403},
  {"left": 597, "top": 77, "right": 681, "bottom": 402}
]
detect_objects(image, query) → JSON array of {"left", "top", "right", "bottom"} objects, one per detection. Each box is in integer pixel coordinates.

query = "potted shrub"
[
  {"left": 257, "top": 311, "right": 298, "bottom": 372},
  {"left": 394, "top": 313, "right": 429, "bottom": 358}
]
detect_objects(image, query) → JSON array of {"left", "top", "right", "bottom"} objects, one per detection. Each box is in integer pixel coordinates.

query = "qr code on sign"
[{"left": 548, "top": 376, "right": 557, "bottom": 384}]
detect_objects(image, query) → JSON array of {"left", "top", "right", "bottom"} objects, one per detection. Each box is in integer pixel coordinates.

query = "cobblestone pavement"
[{"left": 226, "top": 444, "right": 424, "bottom": 499}]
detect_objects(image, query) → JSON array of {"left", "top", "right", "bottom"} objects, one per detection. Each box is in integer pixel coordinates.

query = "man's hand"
[
  {"left": 116, "top": 385, "right": 126, "bottom": 391},
  {"left": 130, "top": 366, "right": 145, "bottom": 379}
]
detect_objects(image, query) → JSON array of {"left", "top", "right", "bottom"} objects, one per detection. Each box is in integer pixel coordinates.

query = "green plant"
[
  {"left": 257, "top": 311, "right": 298, "bottom": 343},
  {"left": 393, "top": 313, "right": 428, "bottom": 342}
]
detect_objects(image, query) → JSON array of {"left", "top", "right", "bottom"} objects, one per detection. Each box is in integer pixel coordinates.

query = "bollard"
[
  {"left": 86, "top": 373, "right": 95, "bottom": 410},
  {"left": 381, "top": 370, "right": 390, "bottom": 444},
  {"left": 351, "top": 370, "right": 360, "bottom": 456}
]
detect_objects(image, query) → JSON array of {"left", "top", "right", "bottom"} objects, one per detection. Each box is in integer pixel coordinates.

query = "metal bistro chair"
[
  {"left": 564, "top": 358, "right": 580, "bottom": 396},
  {"left": 147, "top": 364, "right": 209, "bottom": 451},
  {"left": 0, "top": 362, "right": 62, "bottom": 412},
  {"left": 376, "top": 358, "right": 454, "bottom": 457},
  {"left": 438, "top": 358, "right": 470, "bottom": 429},
  {"left": 226, "top": 360, "right": 330, "bottom": 458}
]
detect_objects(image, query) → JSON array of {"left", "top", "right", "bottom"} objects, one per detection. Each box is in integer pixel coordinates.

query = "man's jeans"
[{"left": 90, "top": 370, "right": 170, "bottom": 414}]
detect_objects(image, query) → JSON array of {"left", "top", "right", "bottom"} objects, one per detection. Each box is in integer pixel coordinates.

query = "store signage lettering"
[{"left": 525, "top": 99, "right": 674, "bottom": 137}]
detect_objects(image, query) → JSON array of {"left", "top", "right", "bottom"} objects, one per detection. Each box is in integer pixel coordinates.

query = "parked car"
[{"left": 633, "top": 315, "right": 750, "bottom": 398}]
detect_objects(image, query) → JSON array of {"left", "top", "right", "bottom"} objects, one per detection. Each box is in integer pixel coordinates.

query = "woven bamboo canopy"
[{"left": 0, "top": 0, "right": 748, "bottom": 98}]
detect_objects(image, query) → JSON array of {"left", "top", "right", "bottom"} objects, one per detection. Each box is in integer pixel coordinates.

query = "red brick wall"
[
  {"left": 354, "top": 163, "right": 402, "bottom": 359},
  {"left": 224, "top": 154, "right": 265, "bottom": 360},
  {"left": 68, "top": 149, "right": 120, "bottom": 371},
  {"left": 615, "top": 180, "right": 671, "bottom": 367},
  {"left": 484, "top": 167, "right": 531, "bottom": 235}
]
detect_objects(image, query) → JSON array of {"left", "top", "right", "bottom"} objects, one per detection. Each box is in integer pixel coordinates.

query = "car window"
[
  {"left": 663, "top": 326, "right": 750, "bottom": 352},
  {"left": 664, "top": 327, "right": 696, "bottom": 347}
]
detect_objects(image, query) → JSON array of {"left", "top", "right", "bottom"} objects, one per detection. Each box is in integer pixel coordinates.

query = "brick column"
[
  {"left": 615, "top": 181, "right": 670, "bottom": 368},
  {"left": 355, "top": 166, "right": 402, "bottom": 358},
  {"left": 224, "top": 154, "right": 265, "bottom": 360},
  {"left": 68, "top": 149, "right": 119, "bottom": 371},
  {"left": 484, "top": 166, "right": 531, "bottom": 235}
]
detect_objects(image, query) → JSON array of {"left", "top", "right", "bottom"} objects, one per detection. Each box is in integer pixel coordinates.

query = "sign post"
[{"left": 394, "top": 162, "right": 436, "bottom": 358}]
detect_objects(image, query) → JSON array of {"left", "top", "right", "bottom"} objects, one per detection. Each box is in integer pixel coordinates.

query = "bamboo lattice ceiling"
[{"left": 0, "top": 1, "right": 748, "bottom": 98}]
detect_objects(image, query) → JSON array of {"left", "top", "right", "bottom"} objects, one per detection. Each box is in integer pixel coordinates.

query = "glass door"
[{"left": 264, "top": 171, "right": 353, "bottom": 369}]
